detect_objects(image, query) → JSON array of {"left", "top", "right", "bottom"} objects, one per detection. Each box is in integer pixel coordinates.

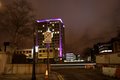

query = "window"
[
  {"left": 39, "top": 50, "right": 41, "bottom": 53},
  {"left": 29, "top": 51, "right": 31, "bottom": 53},
  {"left": 52, "top": 24, "right": 55, "bottom": 26},
  {"left": 26, "top": 51, "right": 29, "bottom": 53},
  {"left": 22, "top": 51, "right": 24, "bottom": 53},
  {"left": 20, "top": 51, "right": 22, "bottom": 54},
  {"left": 50, "top": 49, "right": 52, "bottom": 52},
  {"left": 39, "top": 54, "right": 42, "bottom": 57},
  {"left": 29, "top": 54, "right": 32, "bottom": 57},
  {"left": 43, "top": 25, "right": 45, "bottom": 27},
  {"left": 43, "top": 50, "right": 45, "bottom": 53},
  {"left": 38, "top": 30, "right": 42, "bottom": 33},
  {"left": 52, "top": 29, "right": 54, "bottom": 31}
]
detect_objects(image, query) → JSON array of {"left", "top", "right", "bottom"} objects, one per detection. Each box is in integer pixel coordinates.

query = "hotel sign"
[{"left": 43, "top": 28, "right": 53, "bottom": 43}]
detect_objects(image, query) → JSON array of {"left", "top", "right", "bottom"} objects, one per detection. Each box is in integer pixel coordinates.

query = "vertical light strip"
[{"left": 59, "top": 24, "right": 62, "bottom": 58}]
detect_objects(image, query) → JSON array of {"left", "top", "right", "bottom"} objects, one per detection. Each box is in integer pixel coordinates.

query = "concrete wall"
[
  {"left": 0, "top": 52, "right": 48, "bottom": 75},
  {"left": 110, "top": 53, "right": 120, "bottom": 64},
  {"left": 102, "top": 67, "right": 120, "bottom": 78},
  {"left": 96, "top": 53, "right": 120, "bottom": 78},
  {"left": 96, "top": 53, "right": 120, "bottom": 64},
  {"left": 96, "top": 54, "right": 109, "bottom": 64},
  {"left": 0, "top": 52, "right": 8, "bottom": 74},
  {"left": 5, "top": 64, "right": 48, "bottom": 74},
  {"left": 102, "top": 67, "right": 116, "bottom": 77}
]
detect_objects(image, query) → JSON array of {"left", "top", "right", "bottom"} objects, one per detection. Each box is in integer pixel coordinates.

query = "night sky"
[{"left": 1, "top": 0, "right": 120, "bottom": 53}]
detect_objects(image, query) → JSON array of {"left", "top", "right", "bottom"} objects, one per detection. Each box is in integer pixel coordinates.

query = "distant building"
[
  {"left": 111, "top": 37, "right": 120, "bottom": 53},
  {"left": 65, "top": 53, "right": 76, "bottom": 62},
  {"left": 94, "top": 42, "right": 113, "bottom": 54},
  {"left": 94, "top": 37, "right": 120, "bottom": 54},
  {"left": 95, "top": 37, "right": 120, "bottom": 76},
  {"left": 14, "top": 48, "right": 57, "bottom": 63},
  {"left": 36, "top": 18, "right": 65, "bottom": 60}
]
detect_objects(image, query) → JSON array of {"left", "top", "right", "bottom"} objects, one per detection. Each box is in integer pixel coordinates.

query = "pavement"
[{"left": 0, "top": 72, "right": 62, "bottom": 80}]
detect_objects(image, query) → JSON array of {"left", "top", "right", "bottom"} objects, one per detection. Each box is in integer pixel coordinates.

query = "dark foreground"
[
  {"left": 52, "top": 68, "right": 119, "bottom": 80},
  {"left": 0, "top": 68, "right": 119, "bottom": 80},
  {"left": 0, "top": 72, "right": 59, "bottom": 80}
]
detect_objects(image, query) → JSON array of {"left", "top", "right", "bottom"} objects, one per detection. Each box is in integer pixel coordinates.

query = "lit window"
[
  {"left": 57, "top": 48, "right": 60, "bottom": 50},
  {"left": 38, "top": 30, "right": 42, "bottom": 33},
  {"left": 35, "top": 46, "right": 39, "bottom": 52},
  {"left": 52, "top": 24, "right": 55, "bottom": 26},
  {"left": 54, "top": 32, "right": 57, "bottom": 34},
  {"left": 43, "top": 25, "right": 45, "bottom": 27},
  {"left": 57, "top": 31, "right": 59, "bottom": 34},
  {"left": 52, "top": 29, "right": 54, "bottom": 31},
  {"left": 100, "top": 50, "right": 112, "bottom": 53},
  {"left": 54, "top": 31, "right": 59, "bottom": 34}
]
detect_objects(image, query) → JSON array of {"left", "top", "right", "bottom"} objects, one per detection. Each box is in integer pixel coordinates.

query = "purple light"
[
  {"left": 59, "top": 44, "right": 62, "bottom": 57},
  {"left": 36, "top": 18, "right": 63, "bottom": 23},
  {"left": 59, "top": 23, "right": 63, "bottom": 58}
]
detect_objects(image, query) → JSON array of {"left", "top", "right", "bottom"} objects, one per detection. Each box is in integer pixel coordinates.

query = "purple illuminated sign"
[{"left": 36, "top": 18, "right": 63, "bottom": 23}]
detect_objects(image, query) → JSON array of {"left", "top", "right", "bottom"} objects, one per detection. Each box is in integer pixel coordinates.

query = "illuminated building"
[
  {"left": 94, "top": 37, "right": 120, "bottom": 54},
  {"left": 111, "top": 37, "right": 120, "bottom": 53},
  {"left": 36, "top": 18, "right": 65, "bottom": 60},
  {"left": 98, "top": 42, "right": 113, "bottom": 53},
  {"left": 65, "top": 53, "right": 76, "bottom": 62}
]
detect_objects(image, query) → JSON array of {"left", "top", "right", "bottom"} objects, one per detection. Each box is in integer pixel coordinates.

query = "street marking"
[
  {"left": 53, "top": 72, "right": 64, "bottom": 80},
  {"left": 57, "top": 73, "right": 64, "bottom": 80}
]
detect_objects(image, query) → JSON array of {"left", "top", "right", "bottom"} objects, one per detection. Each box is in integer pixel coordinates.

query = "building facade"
[
  {"left": 111, "top": 37, "right": 120, "bottom": 53},
  {"left": 97, "top": 42, "right": 113, "bottom": 53},
  {"left": 94, "top": 37, "right": 120, "bottom": 54},
  {"left": 36, "top": 18, "right": 65, "bottom": 60}
]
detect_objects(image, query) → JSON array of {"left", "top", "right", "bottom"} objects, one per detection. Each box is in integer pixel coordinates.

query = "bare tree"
[
  {"left": 0, "top": 0, "right": 35, "bottom": 49},
  {"left": 82, "top": 47, "right": 93, "bottom": 58}
]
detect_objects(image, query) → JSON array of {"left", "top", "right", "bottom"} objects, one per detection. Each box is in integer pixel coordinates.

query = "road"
[{"left": 52, "top": 68, "right": 118, "bottom": 80}]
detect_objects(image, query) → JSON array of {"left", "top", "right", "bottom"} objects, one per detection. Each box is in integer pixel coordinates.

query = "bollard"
[{"left": 45, "top": 69, "right": 48, "bottom": 80}]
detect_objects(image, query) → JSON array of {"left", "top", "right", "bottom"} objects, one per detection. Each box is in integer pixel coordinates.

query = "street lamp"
[
  {"left": 31, "top": 24, "right": 37, "bottom": 80},
  {"left": 43, "top": 27, "right": 53, "bottom": 80}
]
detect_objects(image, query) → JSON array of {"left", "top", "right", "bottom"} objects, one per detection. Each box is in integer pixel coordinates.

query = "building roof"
[{"left": 36, "top": 18, "right": 63, "bottom": 23}]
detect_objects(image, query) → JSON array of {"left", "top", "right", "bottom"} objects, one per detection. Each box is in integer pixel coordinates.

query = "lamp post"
[
  {"left": 43, "top": 27, "right": 53, "bottom": 80},
  {"left": 46, "top": 43, "right": 50, "bottom": 79},
  {"left": 31, "top": 25, "right": 36, "bottom": 80}
]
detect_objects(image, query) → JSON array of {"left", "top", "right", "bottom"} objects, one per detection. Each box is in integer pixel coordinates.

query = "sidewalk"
[{"left": 0, "top": 72, "right": 60, "bottom": 80}]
